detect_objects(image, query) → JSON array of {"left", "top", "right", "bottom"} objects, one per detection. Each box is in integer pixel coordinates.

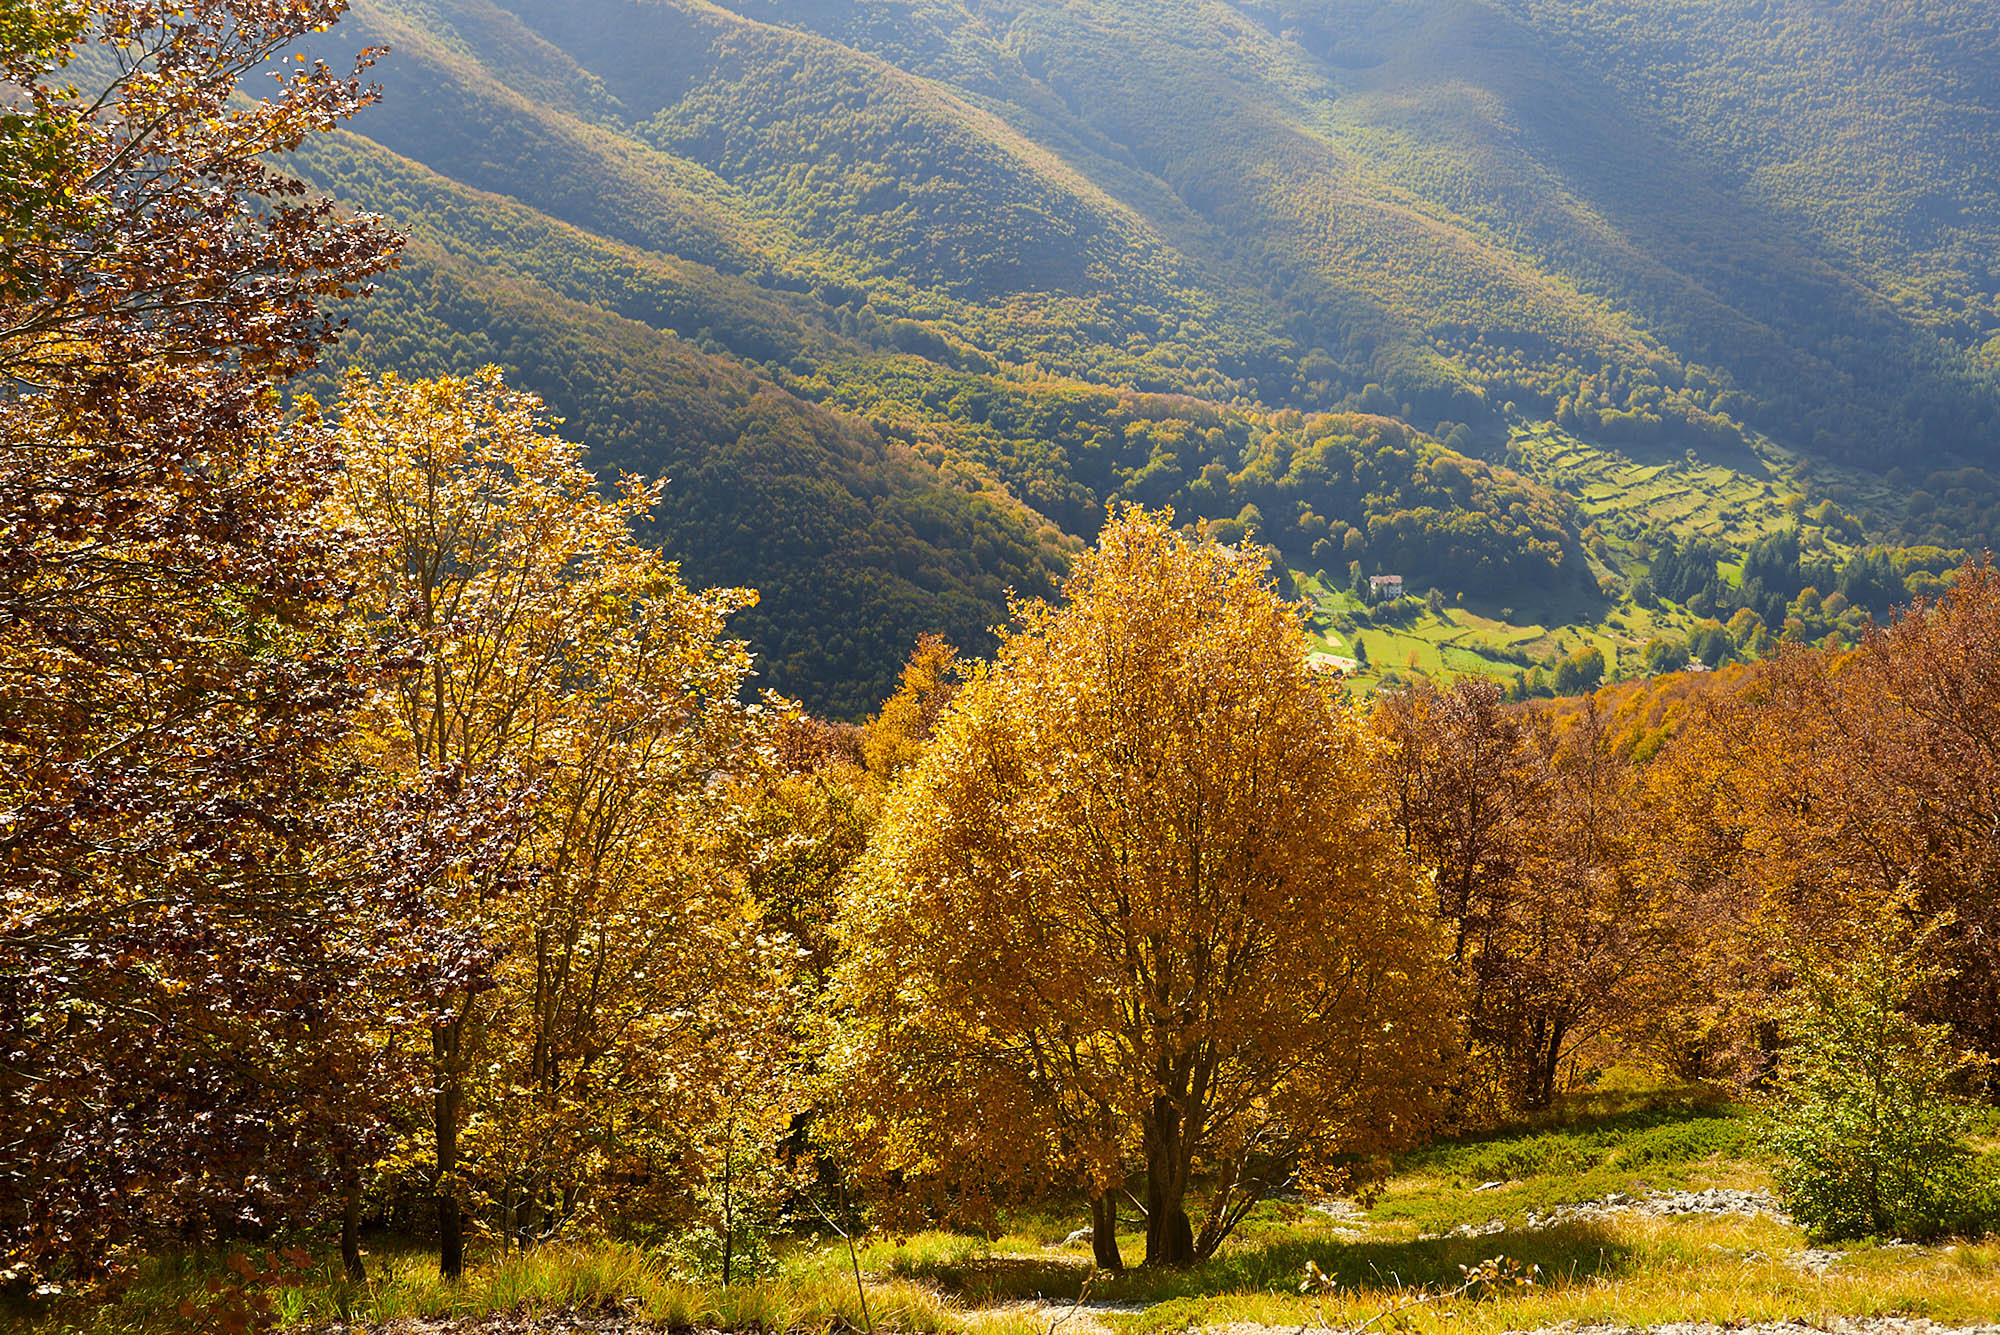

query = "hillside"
[{"left": 301, "top": 0, "right": 2000, "bottom": 711}]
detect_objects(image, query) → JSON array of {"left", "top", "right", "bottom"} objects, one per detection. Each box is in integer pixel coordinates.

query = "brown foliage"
[
  {"left": 1671, "top": 559, "right": 2000, "bottom": 1057},
  {"left": 1375, "top": 680, "right": 1702, "bottom": 1111},
  {"left": 0, "top": 0, "right": 399, "bottom": 1284}
]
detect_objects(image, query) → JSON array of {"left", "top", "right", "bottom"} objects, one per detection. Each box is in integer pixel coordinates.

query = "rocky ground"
[
  {"left": 1546, "top": 1324, "right": 2000, "bottom": 1335},
  {"left": 1007, "top": 1311, "right": 2000, "bottom": 1335},
  {"left": 1426, "top": 1187, "right": 1787, "bottom": 1238}
]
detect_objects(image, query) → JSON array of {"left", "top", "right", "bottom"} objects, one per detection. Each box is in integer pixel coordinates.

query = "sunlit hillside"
[{"left": 280, "top": 0, "right": 2000, "bottom": 709}]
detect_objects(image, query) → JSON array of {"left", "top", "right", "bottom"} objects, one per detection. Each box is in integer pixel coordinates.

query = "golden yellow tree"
[
  {"left": 861, "top": 635, "right": 963, "bottom": 781},
  {"left": 827, "top": 508, "right": 1453, "bottom": 1269},
  {"left": 330, "top": 369, "right": 786, "bottom": 1276}
]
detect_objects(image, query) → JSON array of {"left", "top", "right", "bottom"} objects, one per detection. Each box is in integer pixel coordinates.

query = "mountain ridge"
[{"left": 301, "top": 0, "right": 2000, "bottom": 710}]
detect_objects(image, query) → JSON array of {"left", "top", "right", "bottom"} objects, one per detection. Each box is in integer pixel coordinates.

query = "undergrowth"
[{"left": 17, "top": 1086, "right": 2000, "bottom": 1335}]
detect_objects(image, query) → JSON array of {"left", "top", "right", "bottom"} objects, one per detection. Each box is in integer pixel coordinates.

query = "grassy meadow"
[
  {"left": 1299, "top": 420, "right": 1897, "bottom": 696},
  {"left": 1301, "top": 571, "right": 1682, "bottom": 697},
  {"left": 33, "top": 1084, "right": 2000, "bottom": 1335}
]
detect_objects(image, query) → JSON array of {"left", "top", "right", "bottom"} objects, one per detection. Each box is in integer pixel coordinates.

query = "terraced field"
[{"left": 1507, "top": 423, "right": 1792, "bottom": 549}]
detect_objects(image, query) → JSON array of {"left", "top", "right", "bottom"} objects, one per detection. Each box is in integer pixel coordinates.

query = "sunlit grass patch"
[
  {"left": 1105, "top": 1214, "right": 2000, "bottom": 1335},
  {"left": 26, "top": 1090, "right": 2000, "bottom": 1335}
]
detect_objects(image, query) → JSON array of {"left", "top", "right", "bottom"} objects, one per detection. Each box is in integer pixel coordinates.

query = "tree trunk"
[
  {"left": 1142, "top": 1096, "right": 1196, "bottom": 1268},
  {"left": 721, "top": 1122, "right": 735, "bottom": 1287},
  {"left": 1531, "top": 1018, "right": 1568, "bottom": 1110},
  {"left": 1089, "top": 1191, "right": 1123, "bottom": 1272},
  {"left": 434, "top": 1029, "right": 465, "bottom": 1281},
  {"left": 340, "top": 1156, "right": 366, "bottom": 1283}
]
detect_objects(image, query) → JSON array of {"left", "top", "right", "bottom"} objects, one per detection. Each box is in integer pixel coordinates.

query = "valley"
[{"left": 291, "top": 0, "right": 2000, "bottom": 713}]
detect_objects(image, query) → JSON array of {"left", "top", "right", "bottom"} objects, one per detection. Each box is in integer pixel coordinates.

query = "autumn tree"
[
  {"left": 0, "top": 0, "right": 399, "bottom": 1283},
  {"left": 720, "top": 711, "right": 874, "bottom": 990},
  {"left": 1594, "top": 672, "right": 1773, "bottom": 1083},
  {"left": 861, "top": 635, "right": 962, "bottom": 781},
  {"left": 1678, "top": 560, "right": 2000, "bottom": 1061},
  {"left": 1501, "top": 699, "right": 1660, "bottom": 1103},
  {"left": 1375, "top": 681, "right": 1679, "bottom": 1111},
  {"left": 331, "top": 369, "right": 787, "bottom": 1277},
  {"left": 827, "top": 508, "right": 1452, "bottom": 1269}
]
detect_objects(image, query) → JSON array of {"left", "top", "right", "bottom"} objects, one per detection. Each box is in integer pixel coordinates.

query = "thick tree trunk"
[
  {"left": 1089, "top": 1192, "right": 1123, "bottom": 1272},
  {"left": 1142, "top": 1096, "right": 1196, "bottom": 1268}
]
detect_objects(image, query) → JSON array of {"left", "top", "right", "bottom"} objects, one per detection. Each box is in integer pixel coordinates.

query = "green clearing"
[
  {"left": 1295, "top": 421, "right": 1894, "bottom": 695},
  {"left": 1506, "top": 422, "right": 1794, "bottom": 553},
  {"left": 1300, "top": 569, "right": 1698, "bottom": 697},
  {"left": 38, "top": 1086, "right": 2000, "bottom": 1335}
]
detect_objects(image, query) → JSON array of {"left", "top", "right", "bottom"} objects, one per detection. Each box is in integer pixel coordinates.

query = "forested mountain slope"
[{"left": 301, "top": 0, "right": 2000, "bottom": 710}]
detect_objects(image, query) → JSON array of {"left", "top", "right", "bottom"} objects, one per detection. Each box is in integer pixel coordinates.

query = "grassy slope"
[
  {"left": 747, "top": 0, "right": 2000, "bottom": 468},
  {"left": 55, "top": 1089, "right": 2000, "bottom": 1335}
]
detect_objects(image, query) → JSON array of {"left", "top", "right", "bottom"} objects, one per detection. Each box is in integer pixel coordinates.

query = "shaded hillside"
[
  {"left": 303, "top": 0, "right": 2000, "bottom": 706},
  {"left": 316, "top": 240, "right": 1070, "bottom": 718},
  {"left": 330, "top": 0, "right": 2000, "bottom": 463}
]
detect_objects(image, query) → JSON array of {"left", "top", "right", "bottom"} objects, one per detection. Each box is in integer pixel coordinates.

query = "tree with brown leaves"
[
  {"left": 1376, "top": 680, "right": 1683, "bottom": 1111},
  {"left": 1676, "top": 559, "right": 2000, "bottom": 1061},
  {"left": 0, "top": 0, "right": 398, "bottom": 1285}
]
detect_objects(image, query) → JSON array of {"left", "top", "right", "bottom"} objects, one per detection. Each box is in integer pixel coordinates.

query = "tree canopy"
[{"left": 827, "top": 508, "right": 1454, "bottom": 1268}]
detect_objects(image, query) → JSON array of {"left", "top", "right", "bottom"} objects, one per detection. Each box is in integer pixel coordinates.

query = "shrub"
[
  {"left": 665, "top": 1223, "right": 779, "bottom": 1285},
  {"left": 1766, "top": 912, "right": 1989, "bottom": 1241}
]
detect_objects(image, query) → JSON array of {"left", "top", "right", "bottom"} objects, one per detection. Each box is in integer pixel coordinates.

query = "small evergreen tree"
[{"left": 1767, "top": 908, "right": 1988, "bottom": 1241}]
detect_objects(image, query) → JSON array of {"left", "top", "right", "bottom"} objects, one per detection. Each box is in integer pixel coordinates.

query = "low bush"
[{"left": 1766, "top": 913, "right": 1993, "bottom": 1241}]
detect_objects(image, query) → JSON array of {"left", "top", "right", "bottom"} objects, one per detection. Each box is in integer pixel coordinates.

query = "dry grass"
[{"left": 17, "top": 1090, "right": 2000, "bottom": 1335}]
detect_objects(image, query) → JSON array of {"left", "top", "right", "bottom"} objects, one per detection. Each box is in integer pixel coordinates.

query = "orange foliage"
[{"left": 826, "top": 509, "right": 1453, "bottom": 1268}]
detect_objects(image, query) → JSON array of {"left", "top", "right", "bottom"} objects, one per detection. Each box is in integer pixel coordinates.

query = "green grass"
[
  {"left": 865, "top": 1087, "right": 2000, "bottom": 1333},
  {"left": 23, "top": 1237, "right": 1037, "bottom": 1335},
  {"left": 1376, "top": 1097, "right": 1757, "bottom": 1234},
  {"left": 27, "top": 1087, "right": 2000, "bottom": 1335}
]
